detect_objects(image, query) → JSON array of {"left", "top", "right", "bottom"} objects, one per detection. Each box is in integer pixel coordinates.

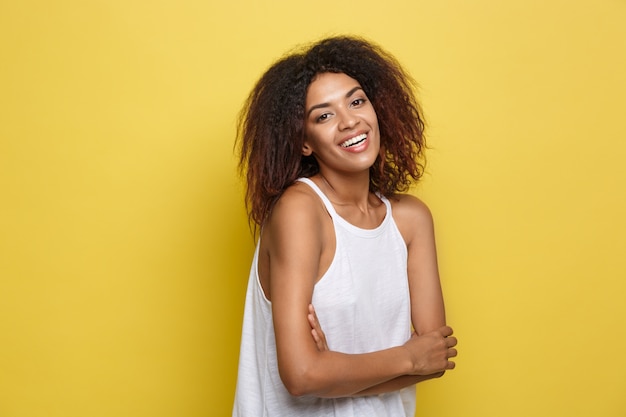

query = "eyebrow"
[{"left": 306, "top": 86, "right": 364, "bottom": 117}]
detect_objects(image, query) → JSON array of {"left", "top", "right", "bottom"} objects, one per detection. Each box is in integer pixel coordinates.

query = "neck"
[{"left": 315, "top": 169, "right": 372, "bottom": 210}]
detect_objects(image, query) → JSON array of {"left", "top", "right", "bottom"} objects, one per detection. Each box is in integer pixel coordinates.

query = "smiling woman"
[{"left": 232, "top": 36, "right": 457, "bottom": 417}]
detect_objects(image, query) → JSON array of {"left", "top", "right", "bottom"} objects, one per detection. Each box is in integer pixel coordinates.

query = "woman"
[{"left": 233, "top": 36, "right": 457, "bottom": 417}]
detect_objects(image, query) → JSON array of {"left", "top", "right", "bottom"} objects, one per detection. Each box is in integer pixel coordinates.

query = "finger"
[
  {"left": 439, "top": 326, "right": 453, "bottom": 337},
  {"left": 447, "top": 348, "right": 458, "bottom": 358},
  {"left": 311, "top": 329, "right": 326, "bottom": 351},
  {"left": 308, "top": 304, "right": 318, "bottom": 325},
  {"left": 446, "top": 360, "right": 456, "bottom": 370},
  {"left": 315, "top": 323, "right": 328, "bottom": 346},
  {"left": 311, "top": 329, "right": 320, "bottom": 343},
  {"left": 446, "top": 336, "right": 458, "bottom": 348},
  {"left": 307, "top": 305, "right": 319, "bottom": 328}
]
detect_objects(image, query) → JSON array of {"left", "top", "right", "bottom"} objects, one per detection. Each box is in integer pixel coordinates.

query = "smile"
[{"left": 340, "top": 133, "right": 367, "bottom": 148}]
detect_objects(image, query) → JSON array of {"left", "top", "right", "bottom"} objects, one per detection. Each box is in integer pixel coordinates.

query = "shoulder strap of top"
[
  {"left": 296, "top": 178, "right": 393, "bottom": 235},
  {"left": 296, "top": 178, "right": 338, "bottom": 218}
]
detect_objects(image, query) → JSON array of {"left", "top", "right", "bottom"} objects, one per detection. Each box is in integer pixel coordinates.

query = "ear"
[{"left": 302, "top": 142, "right": 313, "bottom": 156}]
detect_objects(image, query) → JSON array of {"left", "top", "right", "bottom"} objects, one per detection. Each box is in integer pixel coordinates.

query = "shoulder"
[
  {"left": 389, "top": 193, "right": 433, "bottom": 223},
  {"left": 389, "top": 193, "right": 435, "bottom": 243},
  {"left": 272, "top": 181, "right": 324, "bottom": 219},
  {"left": 264, "top": 181, "right": 327, "bottom": 237}
]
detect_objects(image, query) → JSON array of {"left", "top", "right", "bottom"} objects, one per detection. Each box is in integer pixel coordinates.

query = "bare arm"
[
  {"left": 392, "top": 195, "right": 448, "bottom": 335},
  {"left": 307, "top": 305, "right": 452, "bottom": 397},
  {"left": 264, "top": 186, "right": 454, "bottom": 398}
]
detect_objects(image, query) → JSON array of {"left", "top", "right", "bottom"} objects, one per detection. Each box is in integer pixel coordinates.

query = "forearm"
[
  {"left": 300, "top": 305, "right": 455, "bottom": 399},
  {"left": 280, "top": 346, "right": 414, "bottom": 398},
  {"left": 351, "top": 372, "right": 444, "bottom": 397}
]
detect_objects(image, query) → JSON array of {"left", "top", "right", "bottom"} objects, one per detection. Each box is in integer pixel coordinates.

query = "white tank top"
[{"left": 233, "top": 178, "right": 415, "bottom": 417}]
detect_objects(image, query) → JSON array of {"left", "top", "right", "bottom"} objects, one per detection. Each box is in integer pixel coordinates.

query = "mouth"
[{"left": 340, "top": 133, "right": 367, "bottom": 148}]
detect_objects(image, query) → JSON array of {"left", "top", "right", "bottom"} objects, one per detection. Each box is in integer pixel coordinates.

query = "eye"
[
  {"left": 316, "top": 113, "right": 331, "bottom": 123},
  {"left": 351, "top": 98, "right": 366, "bottom": 107}
]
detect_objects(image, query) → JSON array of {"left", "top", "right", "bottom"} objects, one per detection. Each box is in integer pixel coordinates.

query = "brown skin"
[{"left": 257, "top": 73, "right": 457, "bottom": 398}]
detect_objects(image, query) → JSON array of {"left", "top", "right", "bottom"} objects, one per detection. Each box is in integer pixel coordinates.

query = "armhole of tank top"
[{"left": 251, "top": 241, "right": 271, "bottom": 304}]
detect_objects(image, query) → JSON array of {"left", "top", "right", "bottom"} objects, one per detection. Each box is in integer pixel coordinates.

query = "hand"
[
  {"left": 403, "top": 326, "right": 457, "bottom": 375},
  {"left": 307, "top": 304, "right": 329, "bottom": 351}
]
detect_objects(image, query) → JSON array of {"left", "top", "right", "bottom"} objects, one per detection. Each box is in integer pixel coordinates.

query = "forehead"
[{"left": 305, "top": 72, "right": 362, "bottom": 105}]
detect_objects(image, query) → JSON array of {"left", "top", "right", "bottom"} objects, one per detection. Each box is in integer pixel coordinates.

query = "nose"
[{"left": 337, "top": 109, "right": 358, "bottom": 130}]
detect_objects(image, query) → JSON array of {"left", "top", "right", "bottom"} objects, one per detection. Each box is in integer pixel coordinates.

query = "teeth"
[{"left": 341, "top": 133, "right": 367, "bottom": 148}]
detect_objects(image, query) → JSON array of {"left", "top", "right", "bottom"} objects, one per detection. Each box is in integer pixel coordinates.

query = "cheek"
[
  {"left": 370, "top": 108, "right": 379, "bottom": 125},
  {"left": 363, "top": 107, "right": 379, "bottom": 130},
  {"left": 306, "top": 125, "right": 332, "bottom": 144}
]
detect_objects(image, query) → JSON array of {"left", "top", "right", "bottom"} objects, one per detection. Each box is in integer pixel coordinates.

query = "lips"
[{"left": 340, "top": 133, "right": 367, "bottom": 148}]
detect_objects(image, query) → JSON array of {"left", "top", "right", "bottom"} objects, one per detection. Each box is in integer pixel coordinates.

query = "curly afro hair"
[{"left": 237, "top": 36, "right": 426, "bottom": 227}]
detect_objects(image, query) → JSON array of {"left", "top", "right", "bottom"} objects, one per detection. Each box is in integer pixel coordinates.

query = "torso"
[{"left": 233, "top": 176, "right": 417, "bottom": 417}]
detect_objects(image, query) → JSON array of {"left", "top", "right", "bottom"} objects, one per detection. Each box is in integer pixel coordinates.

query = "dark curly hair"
[{"left": 237, "top": 36, "right": 426, "bottom": 227}]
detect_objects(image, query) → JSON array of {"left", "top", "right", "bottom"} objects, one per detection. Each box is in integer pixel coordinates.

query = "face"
[{"left": 303, "top": 72, "right": 380, "bottom": 175}]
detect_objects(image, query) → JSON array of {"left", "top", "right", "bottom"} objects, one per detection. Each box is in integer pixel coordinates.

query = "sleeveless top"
[{"left": 233, "top": 178, "right": 415, "bottom": 417}]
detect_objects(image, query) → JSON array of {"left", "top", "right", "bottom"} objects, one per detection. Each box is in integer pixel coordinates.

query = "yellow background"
[{"left": 1, "top": 0, "right": 625, "bottom": 416}]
